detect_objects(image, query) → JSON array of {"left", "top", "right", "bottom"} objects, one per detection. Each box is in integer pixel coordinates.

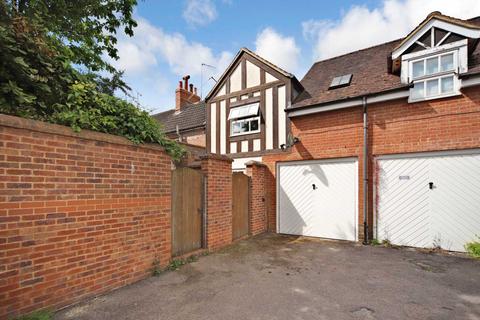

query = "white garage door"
[
  {"left": 377, "top": 150, "right": 480, "bottom": 252},
  {"left": 277, "top": 158, "right": 357, "bottom": 241}
]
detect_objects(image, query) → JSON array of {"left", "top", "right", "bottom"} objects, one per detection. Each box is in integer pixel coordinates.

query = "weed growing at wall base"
[
  {"left": 14, "top": 310, "right": 52, "bottom": 320},
  {"left": 465, "top": 236, "right": 480, "bottom": 258}
]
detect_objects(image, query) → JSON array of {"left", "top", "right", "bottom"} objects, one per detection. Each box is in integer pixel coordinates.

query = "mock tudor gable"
[{"left": 205, "top": 48, "right": 302, "bottom": 170}]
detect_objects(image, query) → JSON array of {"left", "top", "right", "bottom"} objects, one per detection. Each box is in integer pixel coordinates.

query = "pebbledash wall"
[
  {"left": 0, "top": 114, "right": 173, "bottom": 318},
  {"left": 263, "top": 87, "right": 480, "bottom": 236}
]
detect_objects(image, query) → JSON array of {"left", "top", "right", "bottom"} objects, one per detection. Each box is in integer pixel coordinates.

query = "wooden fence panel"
[
  {"left": 232, "top": 172, "right": 250, "bottom": 240},
  {"left": 172, "top": 167, "right": 204, "bottom": 256}
]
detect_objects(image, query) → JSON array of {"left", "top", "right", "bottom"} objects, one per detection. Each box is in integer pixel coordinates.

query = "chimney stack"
[{"left": 175, "top": 75, "right": 200, "bottom": 112}]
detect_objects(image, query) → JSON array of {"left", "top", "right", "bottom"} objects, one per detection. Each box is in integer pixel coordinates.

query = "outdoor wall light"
[{"left": 280, "top": 136, "right": 300, "bottom": 151}]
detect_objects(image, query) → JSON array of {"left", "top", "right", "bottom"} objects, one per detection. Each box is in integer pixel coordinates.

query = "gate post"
[
  {"left": 245, "top": 161, "right": 267, "bottom": 235},
  {"left": 200, "top": 154, "right": 233, "bottom": 250}
]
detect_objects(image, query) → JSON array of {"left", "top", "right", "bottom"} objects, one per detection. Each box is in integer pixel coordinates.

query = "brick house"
[
  {"left": 204, "top": 11, "right": 480, "bottom": 252},
  {"left": 153, "top": 76, "right": 206, "bottom": 147}
]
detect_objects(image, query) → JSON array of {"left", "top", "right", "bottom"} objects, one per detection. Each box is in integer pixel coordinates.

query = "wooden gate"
[
  {"left": 232, "top": 172, "right": 250, "bottom": 240},
  {"left": 171, "top": 167, "right": 204, "bottom": 256}
]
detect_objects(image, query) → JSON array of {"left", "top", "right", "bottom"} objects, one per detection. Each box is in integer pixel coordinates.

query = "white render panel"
[
  {"left": 459, "top": 44, "right": 468, "bottom": 74},
  {"left": 241, "top": 140, "right": 249, "bottom": 152},
  {"left": 220, "top": 100, "right": 226, "bottom": 154},
  {"left": 210, "top": 104, "right": 216, "bottom": 153},
  {"left": 246, "top": 60, "right": 260, "bottom": 88},
  {"left": 377, "top": 151, "right": 480, "bottom": 252},
  {"left": 230, "top": 64, "right": 242, "bottom": 93},
  {"left": 230, "top": 142, "right": 237, "bottom": 154},
  {"left": 253, "top": 139, "right": 261, "bottom": 151},
  {"left": 215, "top": 84, "right": 226, "bottom": 97},
  {"left": 232, "top": 157, "right": 262, "bottom": 172},
  {"left": 278, "top": 85, "right": 286, "bottom": 147},
  {"left": 265, "top": 72, "right": 278, "bottom": 83},
  {"left": 265, "top": 88, "right": 273, "bottom": 149},
  {"left": 253, "top": 91, "right": 260, "bottom": 97},
  {"left": 278, "top": 159, "right": 358, "bottom": 241}
]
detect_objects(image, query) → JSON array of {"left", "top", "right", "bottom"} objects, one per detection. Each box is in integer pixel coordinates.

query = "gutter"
[
  {"left": 459, "top": 72, "right": 480, "bottom": 88},
  {"left": 287, "top": 85, "right": 411, "bottom": 117},
  {"left": 164, "top": 123, "right": 206, "bottom": 135}
]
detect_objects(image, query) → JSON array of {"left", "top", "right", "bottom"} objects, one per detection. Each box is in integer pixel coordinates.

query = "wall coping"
[
  {"left": 0, "top": 114, "right": 170, "bottom": 154},
  {"left": 245, "top": 160, "right": 267, "bottom": 167},
  {"left": 200, "top": 153, "right": 233, "bottom": 163}
]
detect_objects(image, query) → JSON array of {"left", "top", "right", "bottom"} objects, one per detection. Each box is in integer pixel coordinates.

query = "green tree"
[{"left": 0, "top": 0, "right": 184, "bottom": 159}]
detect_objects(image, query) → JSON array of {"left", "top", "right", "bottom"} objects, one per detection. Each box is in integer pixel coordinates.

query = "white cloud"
[
  {"left": 112, "top": 42, "right": 157, "bottom": 73},
  {"left": 107, "top": 16, "right": 234, "bottom": 112},
  {"left": 303, "top": 0, "right": 480, "bottom": 61},
  {"left": 110, "top": 17, "right": 233, "bottom": 78},
  {"left": 183, "top": 0, "right": 218, "bottom": 27},
  {"left": 255, "top": 27, "right": 301, "bottom": 73}
]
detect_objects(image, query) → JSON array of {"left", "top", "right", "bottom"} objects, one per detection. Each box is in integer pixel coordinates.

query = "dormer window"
[{"left": 408, "top": 51, "right": 459, "bottom": 102}]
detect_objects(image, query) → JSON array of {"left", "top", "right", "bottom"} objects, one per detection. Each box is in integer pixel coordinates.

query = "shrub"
[
  {"left": 465, "top": 236, "right": 480, "bottom": 258},
  {"left": 0, "top": 4, "right": 185, "bottom": 161}
]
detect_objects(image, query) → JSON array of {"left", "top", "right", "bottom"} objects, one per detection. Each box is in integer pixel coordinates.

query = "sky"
[{"left": 109, "top": 0, "right": 480, "bottom": 114}]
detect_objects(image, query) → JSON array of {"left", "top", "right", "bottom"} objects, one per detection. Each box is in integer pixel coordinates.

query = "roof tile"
[{"left": 152, "top": 102, "right": 206, "bottom": 134}]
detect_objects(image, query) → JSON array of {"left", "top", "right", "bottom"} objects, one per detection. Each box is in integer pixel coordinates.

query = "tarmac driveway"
[{"left": 55, "top": 233, "right": 480, "bottom": 320}]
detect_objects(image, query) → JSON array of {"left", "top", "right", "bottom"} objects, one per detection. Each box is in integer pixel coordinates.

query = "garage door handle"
[
  {"left": 429, "top": 182, "right": 434, "bottom": 189},
  {"left": 312, "top": 184, "right": 317, "bottom": 190}
]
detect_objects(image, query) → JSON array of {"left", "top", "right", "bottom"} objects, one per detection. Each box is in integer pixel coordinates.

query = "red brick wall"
[
  {"left": 263, "top": 87, "right": 480, "bottom": 238},
  {"left": 245, "top": 162, "right": 267, "bottom": 235},
  {"left": 201, "top": 154, "right": 233, "bottom": 250},
  {"left": 0, "top": 115, "right": 172, "bottom": 319}
]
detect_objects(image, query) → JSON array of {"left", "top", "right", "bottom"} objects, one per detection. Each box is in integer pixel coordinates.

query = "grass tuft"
[
  {"left": 465, "top": 236, "right": 480, "bottom": 258},
  {"left": 14, "top": 310, "right": 52, "bottom": 320}
]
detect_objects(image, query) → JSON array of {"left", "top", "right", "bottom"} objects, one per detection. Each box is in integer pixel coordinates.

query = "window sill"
[
  {"left": 230, "top": 130, "right": 261, "bottom": 138},
  {"left": 408, "top": 91, "right": 461, "bottom": 103}
]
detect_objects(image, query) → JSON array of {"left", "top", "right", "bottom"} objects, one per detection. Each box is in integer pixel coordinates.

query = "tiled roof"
[
  {"left": 292, "top": 14, "right": 480, "bottom": 110},
  {"left": 292, "top": 40, "right": 406, "bottom": 109},
  {"left": 152, "top": 102, "right": 206, "bottom": 134}
]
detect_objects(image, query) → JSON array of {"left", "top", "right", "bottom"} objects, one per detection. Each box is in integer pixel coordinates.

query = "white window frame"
[
  {"left": 230, "top": 116, "right": 260, "bottom": 137},
  {"left": 408, "top": 50, "right": 461, "bottom": 102}
]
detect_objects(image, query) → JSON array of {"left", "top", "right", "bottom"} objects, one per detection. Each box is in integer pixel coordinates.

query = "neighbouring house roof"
[
  {"left": 152, "top": 102, "right": 206, "bottom": 134},
  {"left": 291, "top": 14, "right": 480, "bottom": 110},
  {"left": 205, "top": 47, "right": 302, "bottom": 101}
]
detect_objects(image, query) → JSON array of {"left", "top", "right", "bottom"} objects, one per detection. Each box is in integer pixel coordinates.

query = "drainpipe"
[{"left": 362, "top": 97, "right": 369, "bottom": 245}]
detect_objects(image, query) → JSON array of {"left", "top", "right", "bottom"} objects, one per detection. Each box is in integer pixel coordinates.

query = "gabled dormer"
[{"left": 392, "top": 11, "right": 480, "bottom": 102}]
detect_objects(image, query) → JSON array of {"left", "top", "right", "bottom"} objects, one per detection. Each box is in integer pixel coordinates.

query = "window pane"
[
  {"left": 411, "top": 81, "right": 424, "bottom": 99},
  {"left": 412, "top": 60, "right": 424, "bottom": 78},
  {"left": 441, "top": 76, "right": 454, "bottom": 93},
  {"left": 426, "top": 79, "right": 439, "bottom": 96},
  {"left": 330, "top": 76, "right": 341, "bottom": 87},
  {"left": 241, "top": 121, "right": 249, "bottom": 132},
  {"left": 426, "top": 57, "right": 439, "bottom": 75},
  {"left": 232, "top": 122, "right": 241, "bottom": 134},
  {"left": 250, "top": 119, "right": 259, "bottom": 131},
  {"left": 440, "top": 54, "right": 454, "bottom": 72}
]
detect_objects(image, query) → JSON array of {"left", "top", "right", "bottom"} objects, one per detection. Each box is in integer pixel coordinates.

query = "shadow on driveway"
[{"left": 55, "top": 233, "right": 480, "bottom": 320}]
